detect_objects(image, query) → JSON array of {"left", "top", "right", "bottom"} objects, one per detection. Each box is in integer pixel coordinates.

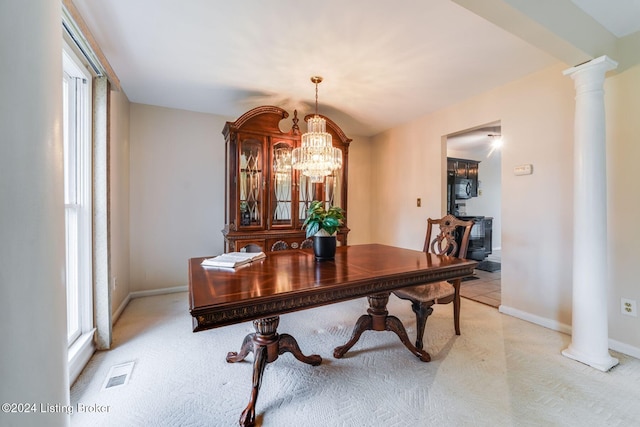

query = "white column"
[
  {"left": 0, "top": 1, "right": 70, "bottom": 426},
  {"left": 562, "top": 56, "right": 618, "bottom": 372}
]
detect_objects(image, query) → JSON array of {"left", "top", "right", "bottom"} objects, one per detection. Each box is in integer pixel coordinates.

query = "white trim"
[
  {"left": 68, "top": 329, "right": 96, "bottom": 386},
  {"left": 129, "top": 285, "right": 188, "bottom": 299},
  {"left": 609, "top": 338, "right": 640, "bottom": 360},
  {"left": 112, "top": 294, "right": 132, "bottom": 325},
  {"left": 63, "top": 40, "right": 94, "bottom": 350},
  {"left": 499, "top": 304, "right": 572, "bottom": 335},
  {"left": 499, "top": 304, "right": 640, "bottom": 359},
  {"left": 113, "top": 286, "right": 188, "bottom": 325},
  {"left": 61, "top": 0, "right": 121, "bottom": 90}
]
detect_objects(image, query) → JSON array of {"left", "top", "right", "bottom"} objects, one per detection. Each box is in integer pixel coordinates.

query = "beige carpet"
[{"left": 71, "top": 292, "right": 640, "bottom": 426}]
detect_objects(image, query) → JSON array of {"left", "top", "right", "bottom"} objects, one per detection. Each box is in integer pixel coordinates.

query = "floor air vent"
[{"left": 101, "top": 361, "right": 135, "bottom": 391}]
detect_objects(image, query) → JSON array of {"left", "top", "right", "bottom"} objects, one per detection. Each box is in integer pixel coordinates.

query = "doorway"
[{"left": 446, "top": 122, "right": 502, "bottom": 308}]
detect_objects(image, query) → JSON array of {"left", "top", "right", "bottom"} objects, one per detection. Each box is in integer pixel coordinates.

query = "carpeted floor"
[{"left": 71, "top": 292, "right": 640, "bottom": 426}]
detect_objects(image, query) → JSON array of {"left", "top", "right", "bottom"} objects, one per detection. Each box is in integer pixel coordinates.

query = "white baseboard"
[
  {"left": 499, "top": 304, "right": 572, "bottom": 335},
  {"left": 112, "top": 285, "right": 188, "bottom": 325},
  {"left": 608, "top": 338, "right": 640, "bottom": 359},
  {"left": 112, "top": 293, "right": 132, "bottom": 325},
  {"left": 499, "top": 304, "right": 640, "bottom": 360},
  {"left": 129, "top": 285, "right": 188, "bottom": 299}
]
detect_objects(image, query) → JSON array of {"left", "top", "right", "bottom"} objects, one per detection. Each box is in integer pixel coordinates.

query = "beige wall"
[
  {"left": 129, "top": 104, "right": 228, "bottom": 292},
  {"left": 371, "top": 62, "right": 640, "bottom": 355},
  {"left": 371, "top": 120, "right": 445, "bottom": 250},
  {"left": 110, "top": 89, "right": 131, "bottom": 312},
  {"left": 372, "top": 63, "right": 576, "bottom": 326},
  {"left": 605, "top": 64, "right": 640, "bottom": 352},
  {"left": 345, "top": 135, "right": 373, "bottom": 245}
]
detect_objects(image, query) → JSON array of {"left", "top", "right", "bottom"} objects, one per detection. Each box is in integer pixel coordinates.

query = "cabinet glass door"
[
  {"left": 299, "top": 160, "right": 344, "bottom": 221},
  {"left": 455, "top": 161, "right": 468, "bottom": 178},
  {"left": 298, "top": 175, "right": 319, "bottom": 223},
  {"left": 271, "top": 141, "right": 293, "bottom": 227},
  {"left": 239, "top": 138, "right": 263, "bottom": 228},
  {"left": 324, "top": 172, "right": 341, "bottom": 208}
]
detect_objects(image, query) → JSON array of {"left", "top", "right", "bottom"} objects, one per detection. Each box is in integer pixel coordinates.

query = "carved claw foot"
[
  {"left": 279, "top": 333, "right": 322, "bottom": 366},
  {"left": 334, "top": 314, "right": 373, "bottom": 358},
  {"left": 227, "top": 333, "right": 255, "bottom": 363}
]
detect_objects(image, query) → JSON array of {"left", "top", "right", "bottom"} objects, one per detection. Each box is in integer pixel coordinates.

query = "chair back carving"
[{"left": 424, "top": 214, "right": 473, "bottom": 258}]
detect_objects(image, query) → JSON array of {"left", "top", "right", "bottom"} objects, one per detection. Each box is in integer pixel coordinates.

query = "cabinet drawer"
[
  {"left": 233, "top": 239, "right": 266, "bottom": 253},
  {"left": 266, "top": 237, "right": 313, "bottom": 252}
]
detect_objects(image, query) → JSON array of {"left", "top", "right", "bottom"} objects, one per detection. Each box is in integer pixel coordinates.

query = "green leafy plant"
[{"left": 302, "top": 200, "right": 345, "bottom": 238}]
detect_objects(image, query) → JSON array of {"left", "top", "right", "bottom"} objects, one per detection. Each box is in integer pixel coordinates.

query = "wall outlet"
[
  {"left": 112, "top": 276, "right": 118, "bottom": 291},
  {"left": 621, "top": 298, "right": 637, "bottom": 317}
]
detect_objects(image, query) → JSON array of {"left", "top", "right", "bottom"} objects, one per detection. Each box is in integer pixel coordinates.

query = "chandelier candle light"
[{"left": 292, "top": 76, "right": 343, "bottom": 183}]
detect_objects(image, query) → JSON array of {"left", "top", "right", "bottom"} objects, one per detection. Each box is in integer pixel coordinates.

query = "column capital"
[{"left": 563, "top": 55, "right": 618, "bottom": 79}]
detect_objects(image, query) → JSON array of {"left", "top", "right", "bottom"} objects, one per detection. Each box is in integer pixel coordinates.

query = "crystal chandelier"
[{"left": 292, "top": 76, "right": 343, "bottom": 183}]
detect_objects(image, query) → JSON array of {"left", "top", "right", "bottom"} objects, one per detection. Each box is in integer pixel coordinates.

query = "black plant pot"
[{"left": 313, "top": 235, "right": 337, "bottom": 261}]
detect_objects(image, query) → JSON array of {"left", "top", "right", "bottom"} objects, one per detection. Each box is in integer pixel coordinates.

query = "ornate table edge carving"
[{"left": 191, "top": 265, "right": 475, "bottom": 331}]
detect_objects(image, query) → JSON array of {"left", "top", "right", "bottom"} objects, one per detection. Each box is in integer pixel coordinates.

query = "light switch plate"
[{"left": 514, "top": 164, "right": 533, "bottom": 175}]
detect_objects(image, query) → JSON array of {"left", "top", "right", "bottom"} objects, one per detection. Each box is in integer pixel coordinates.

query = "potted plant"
[{"left": 302, "top": 200, "right": 345, "bottom": 261}]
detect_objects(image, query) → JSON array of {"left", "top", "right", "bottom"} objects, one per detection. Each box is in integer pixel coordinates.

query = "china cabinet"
[{"left": 222, "top": 106, "right": 351, "bottom": 252}]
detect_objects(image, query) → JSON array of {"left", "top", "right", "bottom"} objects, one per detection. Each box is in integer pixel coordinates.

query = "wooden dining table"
[{"left": 188, "top": 243, "right": 476, "bottom": 427}]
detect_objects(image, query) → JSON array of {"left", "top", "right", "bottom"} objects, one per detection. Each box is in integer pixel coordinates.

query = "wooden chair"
[{"left": 392, "top": 214, "right": 474, "bottom": 350}]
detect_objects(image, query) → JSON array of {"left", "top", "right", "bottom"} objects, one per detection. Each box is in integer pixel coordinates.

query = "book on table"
[{"left": 201, "top": 251, "right": 266, "bottom": 268}]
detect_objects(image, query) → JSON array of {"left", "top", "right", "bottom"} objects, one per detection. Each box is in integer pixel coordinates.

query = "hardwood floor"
[{"left": 460, "top": 268, "right": 501, "bottom": 308}]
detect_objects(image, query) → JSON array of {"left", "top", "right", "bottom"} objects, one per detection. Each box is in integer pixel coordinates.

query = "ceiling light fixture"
[
  {"left": 291, "top": 76, "right": 342, "bottom": 183},
  {"left": 487, "top": 133, "right": 503, "bottom": 157},
  {"left": 488, "top": 133, "right": 503, "bottom": 148}
]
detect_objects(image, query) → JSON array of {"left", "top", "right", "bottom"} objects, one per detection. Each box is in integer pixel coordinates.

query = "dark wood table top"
[{"left": 189, "top": 243, "right": 476, "bottom": 332}]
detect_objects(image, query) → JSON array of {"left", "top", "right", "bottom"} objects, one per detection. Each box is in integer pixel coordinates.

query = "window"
[{"left": 62, "top": 47, "right": 93, "bottom": 348}]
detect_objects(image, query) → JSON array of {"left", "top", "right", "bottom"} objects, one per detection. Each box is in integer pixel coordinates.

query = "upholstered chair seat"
[{"left": 393, "top": 281, "right": 455, "bottom": 304}]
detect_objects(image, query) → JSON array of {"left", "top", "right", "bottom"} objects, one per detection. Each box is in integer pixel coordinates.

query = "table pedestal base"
[
  {"left": 333, "top": 293, "right": 431, "bottom": 362},
  {"left": 226, "top": 315, "right": 322, "bottom": 427}
]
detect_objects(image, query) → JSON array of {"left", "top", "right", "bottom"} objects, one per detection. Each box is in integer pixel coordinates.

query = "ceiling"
[
  {"left": 447, "top": 124, "right": 501, "bottom": 153},
  {"left": 571, "top": 0, "right": 640, "bottom": 37},
  {"left": 71, "top": 0, "right": 640, "bottom": 137}
]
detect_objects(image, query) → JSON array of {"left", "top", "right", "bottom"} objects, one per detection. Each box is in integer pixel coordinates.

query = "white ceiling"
[
  {"left": 71, "top": 0, "right": 639, "bottom": 137},
  {"left": 572, "top": 0, "right": 640, "bottom": 37},
  {"left": 447, "top": 124, "right": 501, "bottom": 153}
]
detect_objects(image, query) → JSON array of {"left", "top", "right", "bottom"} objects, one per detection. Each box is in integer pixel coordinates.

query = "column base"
[{"left": 562, "top": 345, "right": 619, "bottom": 372}]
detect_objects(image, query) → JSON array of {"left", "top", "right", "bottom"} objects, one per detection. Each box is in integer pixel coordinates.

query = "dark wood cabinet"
[
  {"left": 457, "top": 216, "right": 492, "bottom": 261},
  {"left": 222, "top": 106, "right": 351, "bottom": 253},
  {"left": 447, "top": 157, "right": 479, "bottom": 197}
]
